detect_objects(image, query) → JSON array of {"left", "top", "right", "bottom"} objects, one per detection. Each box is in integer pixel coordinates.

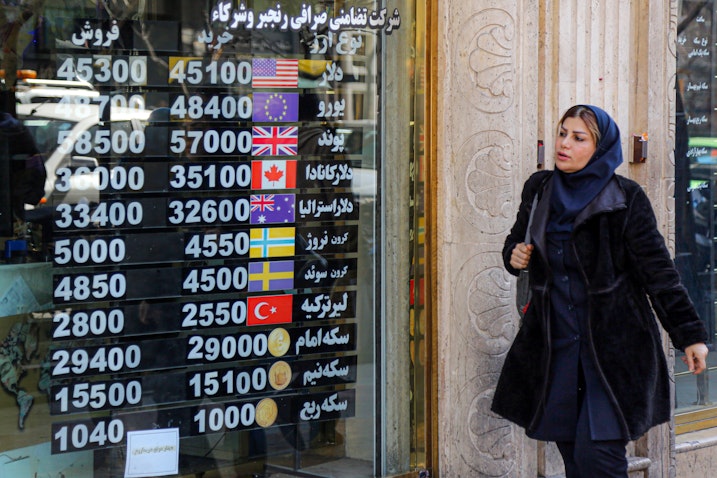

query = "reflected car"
[{"left": 16, "top": 102, "right": 151, "bottom": 208}]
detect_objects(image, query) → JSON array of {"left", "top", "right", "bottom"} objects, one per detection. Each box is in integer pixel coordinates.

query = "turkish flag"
[{"left": 247, "top": 294, "right": 293, "bottom": 326}]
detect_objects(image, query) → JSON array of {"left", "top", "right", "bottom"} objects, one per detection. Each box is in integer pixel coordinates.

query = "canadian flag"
[
  {"left": 252, "top": 160, "right": 297, "bottom": 190},
  {"left": 247, "top": 294, "right": 293, "bottom": 326}
]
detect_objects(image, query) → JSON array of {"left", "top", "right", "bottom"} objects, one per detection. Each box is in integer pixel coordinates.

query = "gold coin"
[
  {"left": 255, "top": 398, "right": 278, "bottom": 428},
  {"left": 269, "top": 361, "right": 292, "bottom": 390},
  {"left": 268, "top": 328, "right": 290, "bottom": 357}
]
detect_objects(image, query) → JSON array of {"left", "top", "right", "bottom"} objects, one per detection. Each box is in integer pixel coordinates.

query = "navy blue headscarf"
[{"left": 548, "top": 105, "right": 623, "bottom": 232}]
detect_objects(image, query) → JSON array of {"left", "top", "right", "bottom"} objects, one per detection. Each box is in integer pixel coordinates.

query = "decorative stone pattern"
[{"left": 438, "top": 2, "right": 536, "bottom": 477}]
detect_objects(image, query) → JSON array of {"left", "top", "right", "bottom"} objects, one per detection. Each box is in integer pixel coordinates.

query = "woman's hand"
[
  {"left": 682, "top": 343, "right": 709, "bottom": 374},
  {"left": 510, "top": 243, "right": 534, "bottom": 270}
]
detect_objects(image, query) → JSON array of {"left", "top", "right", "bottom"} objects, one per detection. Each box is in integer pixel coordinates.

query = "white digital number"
[
  {"left": 56, "top": 165, "right": 144, "bottom": 192},
  {"left": 188, "top": 368, "right": 267, "bottom": 398},
  {"left": 170, "top": 95, "right": 252, "bottom": 120},
  {"left": 168, "top": 59, "right": 251, "bottom": 85},
  {"left": 54, "top": 273, "right": 127, "bottom": 302},
  {"left": 51, "top": 345, "right": 141, "bottom": 376},
  {"left": 187, "top": 334, "right": 268, "bottom": 362},
  {"left": 53, "top": 309, "right": 125, "bottom": 338},
  {"left": 54, "top": 238, "right": 126, "bottom": 265},
  {"left": 57, "top": 130, "right": 145, "bottom": 155},
  {"left": 57, "top": 56, "right": 147, "bottom": 85},
  {"left": 181, "top": 301, "right": 247, "bottom": 328},
  {"left": 184, "top": 232, "right": 249, "bottom": 258},
  {"left": 58, "top": 94, "right": 145, "bottom": 118},
  {"left": 54, "top": 381, "right": 142, "bottom": 412},
  {"left": 182, "top": 266, "right": 248, "bottom": 293},
  {"left": 53, "top": 419, "right": 124, "bottom": 452},
  {"left": 169, "top": 129, "right": 251, "bottom": 155},
  {"left": 194, "top": 404, "right": 256, "bottom": 433},
  {"left": 167, "top": 198, "right": 250, "bottom": 225},
  {"left": 55, "top": 202, "right": 143, "bottom": 229},
  {"left": 169, "top": 163, "right": 251, "bottom": 190}
]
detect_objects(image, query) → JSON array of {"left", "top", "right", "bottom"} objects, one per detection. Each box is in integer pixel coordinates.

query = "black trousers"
[{"left": 555, "top": 398, "right": 628, "bottom": 478}]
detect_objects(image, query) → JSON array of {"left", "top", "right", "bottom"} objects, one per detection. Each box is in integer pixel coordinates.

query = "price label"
[
  {"left": 51, "top": 379, "right": 143, "bottom": 414},
  {"left": 51, "top": 344, "right": 141, "bottom": 377},
  {"left": 57, "top": 127, "right": 146, "bottom": 156},
  {"left": 168, "top": 57, "right": 252, "bottom": 86},
  {"left": 182, "top": 265, "right": 248, "bottom": 295},
  {"left": 169, "top": 128, "right": 252, "bottom": 156},
  {"left": 184, "top": 231, "right": 250, "bottom": 259},
  {"left": 186, "top": 366, "right": 270, "bottom": 399},
  {"left": 169, "top": 94, "right": 253, "bottom": 120},
  {"left": 52, "top": 308, "right": 125, "bottom": 339},
  {"left": 181, "top": 300, "right": 248, "bottom": 328},
  {"left": 57, "top": 55, "right": 147, "bottom": 85},
  {"left": 54, "top": 201, "right": 144, "bottom": 230},
  {"left": 53, "top": 272, "right": 127, "bottom": 303},
  {"left": 57, "top": 93, "right": 146, "bottom": 119},
  {"left": 168, "top": 197, "right": 250, "bottom": 226},
  {"left": 53, "top": 232, "right": 185, "bottom": 266},
  {"left": 190, "top": 395, "right": 296, "bottom": 434},
  {"left": 52, "top": 418, "right": 125, "bottom": 454},
  {"left": 169, "top": 162, "right": 252, "bottom": 190},
  {"left": 55, "top": 164, "right": 146, "bottom": 194},
  {"left": 186, "top": 332, "right": 269, "bottom": 363}
]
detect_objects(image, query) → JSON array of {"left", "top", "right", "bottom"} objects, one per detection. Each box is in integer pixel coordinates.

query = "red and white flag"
[
  {"left": 247, "top": 294, "right": 293, "bottom": 326},
  {"left": 252, "top": 59, "right": 299, "bottom": 88},
  {"left": 252, "top": 159, "right": 297, "bottom": 189}
]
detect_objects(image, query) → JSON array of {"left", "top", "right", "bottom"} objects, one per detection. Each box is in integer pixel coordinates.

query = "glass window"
[
  {"left": 675, "top": 0, "right": 717, "bottom": 433},
  {"left": 0, "top": 1, "right": 424, "bottom": 476}
]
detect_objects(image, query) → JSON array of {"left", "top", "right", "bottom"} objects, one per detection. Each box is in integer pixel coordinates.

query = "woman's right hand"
[{"left": 510, "top": 243, "right": 534, "bottom": 270}]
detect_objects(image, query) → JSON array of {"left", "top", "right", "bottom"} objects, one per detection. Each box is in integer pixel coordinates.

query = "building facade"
[{"left": 0, "top": 0, "right": 716, "bottom": 477}]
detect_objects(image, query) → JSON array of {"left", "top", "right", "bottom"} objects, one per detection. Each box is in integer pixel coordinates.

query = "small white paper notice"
[{"left": 124, "top": 428, "right": 179, "bottom": 478}]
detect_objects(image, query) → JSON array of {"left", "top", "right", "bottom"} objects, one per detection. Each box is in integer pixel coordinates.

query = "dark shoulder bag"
[{"left": 515, "top": 192, "right": 539, "bottom": 318}]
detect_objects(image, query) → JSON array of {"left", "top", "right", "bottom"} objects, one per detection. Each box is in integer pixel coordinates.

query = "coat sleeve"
[
  {"left": 503, "top": 172, "right": 549, "bottom": 276},
  {"left": 622, "top": 186, "right": 708, "bottom": 350}
]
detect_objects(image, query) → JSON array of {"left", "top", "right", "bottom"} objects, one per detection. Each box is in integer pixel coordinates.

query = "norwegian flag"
[{"left": 252, "top": 126, "right": 298, "bottom": 156}]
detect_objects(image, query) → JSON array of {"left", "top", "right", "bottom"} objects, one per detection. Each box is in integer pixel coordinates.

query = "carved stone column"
[{"left": 436, "top": 2, "right": 540, "bottom": 476}]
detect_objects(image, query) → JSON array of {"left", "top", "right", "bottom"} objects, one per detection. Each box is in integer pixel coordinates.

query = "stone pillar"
[{"left": 436, "top": 2, "right": 540, "bottom": 476}]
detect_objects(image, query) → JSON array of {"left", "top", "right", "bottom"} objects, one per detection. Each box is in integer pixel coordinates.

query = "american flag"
[
  {"left": 252, "top": 126, "right": 298, "bottom": 156},
  {"left": 252, "top": 59, "right": 299, "bottom": 88}
]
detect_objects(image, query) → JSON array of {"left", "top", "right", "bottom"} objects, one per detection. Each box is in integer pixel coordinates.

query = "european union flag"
[{"left": 252, "top": 92, "right": 299, "bottom": 122}]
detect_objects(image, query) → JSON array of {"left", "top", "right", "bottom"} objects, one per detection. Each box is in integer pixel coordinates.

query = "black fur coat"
[{"left": 491, "top": 171, "right": 708, "bottom": 440}]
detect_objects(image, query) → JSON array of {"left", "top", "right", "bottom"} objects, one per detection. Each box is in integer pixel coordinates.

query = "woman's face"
[{"left": 554, "top": 116, "right": 597, "bottom": 173}]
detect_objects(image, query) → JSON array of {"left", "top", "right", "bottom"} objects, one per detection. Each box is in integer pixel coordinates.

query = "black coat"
[{"left": 491, "top": 170, "right": 708, "bottom": 440}]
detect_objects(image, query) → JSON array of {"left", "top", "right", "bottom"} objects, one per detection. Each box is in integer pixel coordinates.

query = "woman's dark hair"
[{"left": 558, "top": 105, "right": 601, "bottom": 146}]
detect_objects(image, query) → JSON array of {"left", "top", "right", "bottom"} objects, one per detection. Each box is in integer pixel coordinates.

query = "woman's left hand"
[{"left": 682, "top": 343, "right": 709, "bottom": 374}]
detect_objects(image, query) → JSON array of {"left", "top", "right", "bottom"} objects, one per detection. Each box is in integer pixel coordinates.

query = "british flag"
[{"left": 252, "top": 126, "right": 298, "bottom": 156}]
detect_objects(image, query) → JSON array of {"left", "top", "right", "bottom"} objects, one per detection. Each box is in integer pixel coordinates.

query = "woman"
[{"left": 492, "top": 105, "right": 709, "bottom": 477}]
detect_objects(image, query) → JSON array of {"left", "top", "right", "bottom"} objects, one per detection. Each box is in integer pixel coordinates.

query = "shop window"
[
  {"left": 0, "top": 1, "right": 427, "bottom": 476},
  {"left": 675, "top": 0, "right": 717, "bottom": 433}
]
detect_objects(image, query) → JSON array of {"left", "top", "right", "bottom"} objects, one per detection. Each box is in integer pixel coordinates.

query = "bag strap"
[
  {"left": 524, "top": 175, "right": 551, "bottom": 245},
  {"left": 524, "top": 193, "right": 539, "bottom": 245}
]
